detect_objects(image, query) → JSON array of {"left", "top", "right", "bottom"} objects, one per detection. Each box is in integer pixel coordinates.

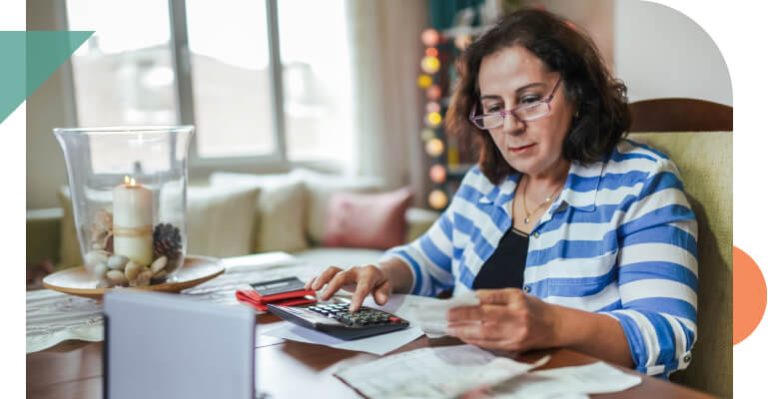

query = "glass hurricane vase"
[{"left": 54, "top": 126, "right": 194, "bottom": 288}]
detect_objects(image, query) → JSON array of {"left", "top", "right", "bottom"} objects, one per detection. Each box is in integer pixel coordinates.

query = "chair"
[
  {"left": 626, "top": 98, "right": 732, "bottom": 398},
  {"left": 628, "top": 98, "right": 732, "bottom": 132}
]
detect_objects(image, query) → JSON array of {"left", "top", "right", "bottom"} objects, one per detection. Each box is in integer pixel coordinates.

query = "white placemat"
[{"left": 26, "top": 252, "right": 318, "bottom": 353}]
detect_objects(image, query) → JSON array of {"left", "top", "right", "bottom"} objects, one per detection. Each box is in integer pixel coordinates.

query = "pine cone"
[{"left": 153, "top": 223, "right": 182, "bottom": 261}]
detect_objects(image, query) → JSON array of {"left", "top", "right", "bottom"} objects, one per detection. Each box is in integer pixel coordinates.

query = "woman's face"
[{"left": 477, "top": 45, "right": 575, "bottom": 178}]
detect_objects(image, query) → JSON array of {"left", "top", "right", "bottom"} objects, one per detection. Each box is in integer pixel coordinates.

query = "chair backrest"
[
  {"left": 629, "top": 98, "right": 733, "bottom": 132},
  {"left": 626, "top": 129, "right": 732, "bottom": 398}
]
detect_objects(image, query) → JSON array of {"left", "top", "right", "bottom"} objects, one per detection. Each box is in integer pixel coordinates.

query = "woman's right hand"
[{"left": 304, "top": 264, "right": 393, "bottom": 313}]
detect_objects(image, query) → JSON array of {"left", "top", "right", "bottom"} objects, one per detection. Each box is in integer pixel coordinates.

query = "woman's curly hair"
[{"left": 445, "top": 8, "right": 630, "bottom": 184}]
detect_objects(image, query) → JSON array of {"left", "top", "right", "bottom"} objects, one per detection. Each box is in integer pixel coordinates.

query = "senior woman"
[{"left": 306, "top": 8, "right": 697, "bottom": 377}]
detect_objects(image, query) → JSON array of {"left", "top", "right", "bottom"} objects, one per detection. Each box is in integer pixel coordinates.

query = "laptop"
[{"left": 103, "top": 291, "right": 257, "bottom": 399}]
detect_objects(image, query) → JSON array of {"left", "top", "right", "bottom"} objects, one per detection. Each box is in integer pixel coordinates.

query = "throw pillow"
[
  {"left": 185, "top": 185, "right": 261, "bottom": 257},
  {"left": 323, "top": 187, "right": 413, "bottom": 250},
  {"left": 210, "top": 172, "right": 309, "bottom": 253},
  {"left": 293, "top": 168, "right": 386, "bottom": 245}
]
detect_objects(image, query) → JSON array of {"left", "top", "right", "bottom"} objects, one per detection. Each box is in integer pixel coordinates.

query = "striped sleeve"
[
  {"left": 599, "top": 158, "right": 699, "bottom": 376},
  {"left": 380, "top": 203, "right": 456, "bottom": 297},
  {"left": 378, "top": 168, "right": 487, "bottom": 298}
]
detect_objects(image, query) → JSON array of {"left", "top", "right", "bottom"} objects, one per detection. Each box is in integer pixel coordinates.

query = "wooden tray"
[{"left": 42, "top": 255, "right": 224, "bottom": 299}]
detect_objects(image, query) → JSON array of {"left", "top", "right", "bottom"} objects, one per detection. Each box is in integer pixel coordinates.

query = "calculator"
[{"left": 267, "top": 302, "right": 410, "bottom": 340}]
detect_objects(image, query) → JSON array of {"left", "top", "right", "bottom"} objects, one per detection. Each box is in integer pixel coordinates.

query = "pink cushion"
[{"left": 323, "top": 187, "right": 413, "bottom": 249}]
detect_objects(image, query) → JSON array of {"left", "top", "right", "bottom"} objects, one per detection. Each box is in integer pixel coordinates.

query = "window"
[
  {"left": 277, "top": 0, "right": 353, "bottom": 162},
  {"left": 65, "top": 0, "right": 353, "bottom": 169},
  {"left": 67, "top": 0, "right": 177, "bottom": 127}
]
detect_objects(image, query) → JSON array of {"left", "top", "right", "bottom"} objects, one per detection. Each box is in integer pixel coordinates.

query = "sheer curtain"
[{"left": 345, "top": 0, "right": 429, "bottom": 205}]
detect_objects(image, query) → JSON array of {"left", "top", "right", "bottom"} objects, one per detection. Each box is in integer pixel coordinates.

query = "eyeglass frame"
[{"left": 468, "top": 77, "right": 563, "bottom": 130}]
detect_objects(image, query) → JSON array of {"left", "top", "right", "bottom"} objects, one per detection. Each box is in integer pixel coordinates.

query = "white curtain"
[{"left": 345, "top": 0, "right": 429, "bottom": 204}]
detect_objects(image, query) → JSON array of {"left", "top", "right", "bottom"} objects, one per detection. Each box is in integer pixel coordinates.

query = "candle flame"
[{"left": 124, "top": 176, "right": 137, "bottom": 186}]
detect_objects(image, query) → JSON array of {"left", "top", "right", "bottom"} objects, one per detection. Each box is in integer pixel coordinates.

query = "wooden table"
[{"left": 27, "top": 315, "right": 714, "bottom": 399}]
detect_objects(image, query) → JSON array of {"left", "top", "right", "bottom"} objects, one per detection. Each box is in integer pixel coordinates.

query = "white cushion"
[
  {"left": 185, "top": 185, "right": 261, "bottom": 257},
  {"left": 210, "top": 172, "right": 309, "bottom": 253}
]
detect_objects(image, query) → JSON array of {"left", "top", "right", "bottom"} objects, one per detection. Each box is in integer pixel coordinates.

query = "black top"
[{"left": 472, "top": 225, "right": 529, "bottom": 290}]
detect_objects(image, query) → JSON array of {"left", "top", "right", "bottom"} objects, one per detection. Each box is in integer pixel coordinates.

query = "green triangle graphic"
[{"left": 0, "top": 30, "right": 93, "bottom": 124}]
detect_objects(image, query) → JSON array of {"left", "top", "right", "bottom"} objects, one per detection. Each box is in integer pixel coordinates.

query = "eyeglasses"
[{"left": 468, "top": 78, "right": 562, "bottom": 130}]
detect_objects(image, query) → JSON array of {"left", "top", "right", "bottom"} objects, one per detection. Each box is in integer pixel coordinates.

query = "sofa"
[{"left": 26, "top": 168, "right": 441, "bottom": 273}]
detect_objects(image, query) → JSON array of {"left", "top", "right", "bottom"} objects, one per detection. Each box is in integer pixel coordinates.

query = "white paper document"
[
  {"left": 221, "top": 251, "right": 297, "bottom": 273},
  {"left": 492, "top": 361, "right": 642, "bottom": 398},
  {"left": 364, "top": 293, "right": 480, "bottom": 338},
  {"left": 334, "top": 345, "right": 550, "bottom": 399},
  {"left": 259, "top": 321, "right": 424, "bottom": 356}
]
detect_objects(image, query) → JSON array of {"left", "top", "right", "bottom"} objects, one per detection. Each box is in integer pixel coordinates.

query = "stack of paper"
[
  {"left": 335, "top": 344, "right": 642, "bottom": 399},
  {"left": 334, "top": 345, "right": 549, "bottom": 398},
  {"left": 492, "top": 361, "right": 642, "bottom": 398}
]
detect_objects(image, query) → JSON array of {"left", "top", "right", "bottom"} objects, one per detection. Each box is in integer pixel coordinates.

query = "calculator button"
[{"left": 388, "top": 316, "right": 401, "bottom": 323}]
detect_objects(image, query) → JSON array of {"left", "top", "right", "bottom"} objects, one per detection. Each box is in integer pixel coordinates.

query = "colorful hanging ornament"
[
  {"left": 421, "top": 56, "right": 441, "bottom": 74},
  {"left": 429, "top": 165, "right": 447, "bottom": 184},
  {"left": 421, "top": 29, "right": 440, "bottom": 47},
  {"left": 426, "top": 85, "right": 442, "bottom": 101},
  {"left": 425, "top": 138, "right": 445, "bottom": 157},
  {"left": 425, "top": 112, "right": 442, "bottom": 127},
  {"left": 428, "top": 190, "right": 449, "bottom": 209},
  {"left": 426, "top": 101, "right": 441, "bottom": 114},
  {"left": 418, "top": 74, "right": 433, "bottom": 89}
]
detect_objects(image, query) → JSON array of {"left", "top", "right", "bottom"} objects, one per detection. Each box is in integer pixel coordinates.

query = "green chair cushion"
[{"left": 628, "top": 131, "right": 732, "bottom": 397}]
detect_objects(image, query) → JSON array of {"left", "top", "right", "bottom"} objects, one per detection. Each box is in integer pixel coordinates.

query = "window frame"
[{"left": 65, "top": 0, "right": 343, "bottom": 176}]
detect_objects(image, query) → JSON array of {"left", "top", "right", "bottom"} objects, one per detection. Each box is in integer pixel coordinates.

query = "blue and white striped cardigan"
[{"left": 383, "top": 139, "right": 698, "bottom": 376}]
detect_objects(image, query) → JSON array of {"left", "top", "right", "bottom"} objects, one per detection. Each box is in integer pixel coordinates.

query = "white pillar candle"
[{"left": 112, "top": 176, "right": 154, "bottom": 266}]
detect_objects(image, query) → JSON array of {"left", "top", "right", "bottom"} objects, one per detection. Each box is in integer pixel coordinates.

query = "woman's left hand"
[{"left": 446, "top": 288, "right": 560, "bottom": 352}]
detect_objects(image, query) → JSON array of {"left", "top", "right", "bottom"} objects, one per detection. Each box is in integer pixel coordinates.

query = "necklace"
[{"left": 521, "top": 177, "right": 563, "bottom": 224}]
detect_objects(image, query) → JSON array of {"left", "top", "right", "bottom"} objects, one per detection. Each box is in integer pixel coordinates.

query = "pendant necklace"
[{"left": 521, "top": 178, "right": 563, "bottom": 224}]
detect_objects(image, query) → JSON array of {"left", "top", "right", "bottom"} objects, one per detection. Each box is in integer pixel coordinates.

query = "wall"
[
  {"left": 526, "top": 0, "right": 615, "bottom": 71},
  {"left": 614, "top": 0, "right": 732, "bottom": 105},
  {"left": 27, "top": 0, "right": 76, "bottom": 209}
]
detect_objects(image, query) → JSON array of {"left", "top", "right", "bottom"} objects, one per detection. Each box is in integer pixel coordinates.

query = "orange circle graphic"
[{"left": 733, "top": 246, "right": 767, "bottom": 345}]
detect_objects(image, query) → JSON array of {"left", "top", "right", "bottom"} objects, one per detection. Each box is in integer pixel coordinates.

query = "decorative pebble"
[
  {"left": 84, "top": 250, "right": 109, "bottom": 268},
  {"left": 93, "top": 263, "right": 108, "bottom": 279},
  {"left": 106, "top": 270, "right": 127, "bottom": 286},
  {"left": 124, "top": 261, "right": 142, "bottom": 281},
  {"left": 135, "top": 270, "right": 153, "bottom": 287},
  {"left": 107, "top": 255, "right": 129, "bottom": 270},
  {"left": 150, "top": 256, "right": 168, "bottom": 275}
]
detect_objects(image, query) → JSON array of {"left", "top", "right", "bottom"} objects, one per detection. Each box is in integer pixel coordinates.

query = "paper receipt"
[{"left": 408, "top": 293, "right": 480, "bottom": 336}]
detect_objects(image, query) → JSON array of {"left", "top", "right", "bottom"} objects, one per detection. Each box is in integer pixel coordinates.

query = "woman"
[{"left": 306, "top": 8, "right": 697, "bottom": 377}]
